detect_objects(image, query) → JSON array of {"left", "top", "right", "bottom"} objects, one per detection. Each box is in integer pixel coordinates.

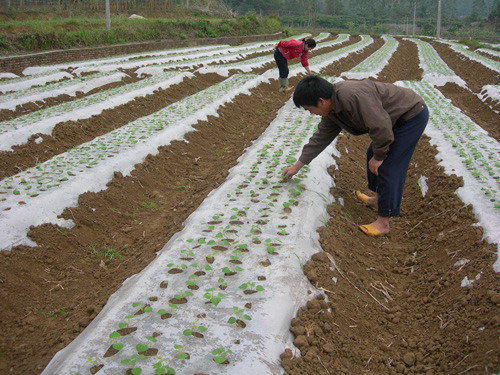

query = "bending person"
[
  {"left": 274, "top": 37, "right": 316, "bottom": 92},
  {"left": 283, "top": 75, "right": 429, "bottom": 236}
]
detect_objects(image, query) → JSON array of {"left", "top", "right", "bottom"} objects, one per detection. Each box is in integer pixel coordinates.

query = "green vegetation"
[{"left": 0, "top": 11, "right": 281, "bottom": 52}]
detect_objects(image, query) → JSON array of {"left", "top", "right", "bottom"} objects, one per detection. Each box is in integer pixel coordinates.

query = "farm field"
[{"left": 0, "top": 33, "right": 498, "bottom": 375}]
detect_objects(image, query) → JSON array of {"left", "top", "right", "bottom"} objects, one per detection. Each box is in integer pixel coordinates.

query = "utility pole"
[
  {"left": 413, "top": 2, "right": 417, "bottom": 36},
  {"left": 436, "top": 0, "right": 442, "bottom": 39},
  {"left": 105, "top": 0, "right": 111, "bottom": 29}
]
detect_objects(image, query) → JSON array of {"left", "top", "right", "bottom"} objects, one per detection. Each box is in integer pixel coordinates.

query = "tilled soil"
[
  {"left": 321, "top": 35, "right": 385, "bottom": 76},
  {"left": 0, "top": 73, "right": 226, "bottom": 180},
  {"left": 280, "top": 133, "right": 499, "bottom": 375},
  {"left": 1, "top": 35, "right": 498, "bottom": 375},
  {"left": 430, "top": 41, "right": 500, "bottom": 93},
  {"left": 280, "top": 38, "right": 499, "bottom": 375},
  {"left": 0, "top": 79, "right": 299, "bottom": 374},
  {"left": 375, "top": 39, "right": 423, "bottom": 82},
  {"left": 0, "top": 74, "right": 142, "bottom": 122},
  {"left": 437, "top": 82, "right": 500, "bottom": 141},
  {"left": 475, "top": 50, "right": 500, "bottom": 62}
]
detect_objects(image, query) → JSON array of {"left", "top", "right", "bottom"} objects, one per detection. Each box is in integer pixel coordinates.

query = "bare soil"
[
  {"left": 0, "top": 79, "right": 299, "bottom": 374},
  {"left": 0, "top": 73, "right": 226, "bottom": 180},
  {"left": 281, "top": 132, "right": 499, "bottom": 375},
  {"left": 430, "top": 41, "right": 500, "bottom": 93},
  {"left": 280, "top": 38, "right": 499, "bottom": 375},
  {"left": 376, "top": 39, "right": 423, "bottom": 82},
  {"left": 437, "top": 83, "right": 500, "bottom": 142},
  {"left": 321, "top": 36, "right": 385, "bottom": 76},
  {"left": 0, "top": 74, "right": 142, "bottom": 122}
]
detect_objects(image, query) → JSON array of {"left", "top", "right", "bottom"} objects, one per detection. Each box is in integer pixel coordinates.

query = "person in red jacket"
[{"left": 274, "top": 37, "right": 316, "bottom": 92}]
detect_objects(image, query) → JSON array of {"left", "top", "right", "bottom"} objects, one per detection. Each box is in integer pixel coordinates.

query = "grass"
[
  {"left": 0, "top": 11, "right": 282, "bottom": 52},
  {"left": 140, "top": 201, "right": 160, "bottom": 210},
  {"left": 88, "top": 243, "right": 123, "bottom": 260},
  {"left": 37, "top": 308, "right": 69, "bottom": 318}
]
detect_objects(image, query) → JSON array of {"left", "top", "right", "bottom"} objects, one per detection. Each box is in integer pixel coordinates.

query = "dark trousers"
[
  {"left": 274, "top": 48, "right": 289, "bottom": 78},
  {"left": 366, "top": 106, "right": 429, "bottom": 217}
]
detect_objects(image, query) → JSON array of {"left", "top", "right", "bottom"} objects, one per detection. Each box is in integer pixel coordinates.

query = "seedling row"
[
  {"left": 0, "top": 71, "right": 128, "bottom": 111},
  {"left": 402, "top": 80, "right": 499, "bottom": 209},
  {"left": 199, "top": 34, "right": 346, "bottom": 75},
  {"left": 41, "top": 79, "right": 340, "bottom": 375},
  {"left": 0, "top": 71, "right": 188, "bottom": 150},
  {"left": 0, "top": 73, "right": 267, "bottom": 250},
  {"left": 408, "top": 38, "right": 465, "bottom": 87},
  {"left": 443, "top": 40, "right": 500, "bottom": 72},
  {"left": 343, "top": 35, "right": 398, "bottom": 79}
]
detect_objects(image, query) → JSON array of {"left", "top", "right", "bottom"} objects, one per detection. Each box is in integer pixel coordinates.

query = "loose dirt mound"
[
  {"left": 320, "top": 35, "right": 385, "bottom": 76},
  {"left": 438, "top": 82, "right": 500, "bottom": 141},
  {"left": 281, "top": 133, "right": 499, "bottom": 375},
  {"left": 0, "top": 81, "right": 295, "bottom": 375},
  {"left": 476, "top": 50, "right": 500, "bottom": 62},
  {"left": 0, "top": 73, "right": 226, "bottom": 179},
  {"left": 376, "top": 39, "right": 423, "bottom": 82},
  {"left": 430, "top": 41, "right": 500, "bottom": 93}
]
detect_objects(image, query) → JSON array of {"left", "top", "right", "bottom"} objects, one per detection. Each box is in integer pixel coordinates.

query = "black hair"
[
  {"left": 301, "top": 38, "right": 317, "bottom": 49},
  {"left": 293, "top": 75, "right": 334, "bottom": 108}
]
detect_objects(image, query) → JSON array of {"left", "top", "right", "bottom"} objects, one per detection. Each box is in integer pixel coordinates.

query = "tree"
[{"left": 325, "top": 0, "right": 345, "bottom": 15}]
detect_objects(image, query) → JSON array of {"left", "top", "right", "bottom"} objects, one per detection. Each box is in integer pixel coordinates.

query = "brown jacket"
[{"left": 299, "top": 79, "right": 425, "bottom": 164}]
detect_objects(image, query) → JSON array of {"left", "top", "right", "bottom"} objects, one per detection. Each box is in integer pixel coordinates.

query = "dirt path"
[
  {"left": 281, "top": 133, "right": 499, "bottom": 375},
  {"left": 0, "top": 79, "right": 302, "bottom": 374},
  {"left": 430, "top": 41, "right": 500, "bottom": 93},
  {"left": 375, "top": 39, "right": 423, "bottom": 82},
  {"left": 280, "top": 38, "right": 499, "bottom": 375},
  {"left": 437, "top": 83, "right": 500, "bottom": 142},
  {"left": 320, "top": 35, "right": 385, "bottom": 76}
]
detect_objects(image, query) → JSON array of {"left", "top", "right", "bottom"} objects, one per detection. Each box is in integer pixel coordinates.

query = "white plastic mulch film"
[
  {"left": 400, "top": 80, "right": 500, "bottom": 270},
  {"left": 42, "top": 78, "right": 342, "bottom": 375}
]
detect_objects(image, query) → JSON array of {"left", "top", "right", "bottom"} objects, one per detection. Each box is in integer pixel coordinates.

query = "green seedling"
[
  {"left": 203, "top": 288, "right": 225, "bottom": 306},
  {"left": 90, "top": 245, "right": 123, "bottom": 261},
  {"left": 228, "top": 306, "right": 252, "bottom": 325},
  {"left": 239, "top": 282, "right": 264, "bottom": 293},
  {"left": 171, "top": 291, "right": 193, "bottom": 301},
  {"left": 37, "top": 308, "right": 68, "bottom": 318},
  {"left": 157, "top": 303, "right": 179, "bottom": 317},
  {"left": 121, "top": 354, "right": 145, "bottom": 374},
  {"left": 182, "top": 322, "right": 208, "bottom": 337},
  {"left": 173, "top": 344, "right": 189, "bottom": 360},
  {"left": 211, "top": 347, "right": 233, "bottom": 364},
  {"left": 152, "top": 358, "right": 176, "bottom": 375},
  {"left": 218, "top": 277, "right": 228, "bottom": 289},
  {"left": 179, "top": 249, "right": 196, "bottom": 258},
  {"left": 221, "top": 266, "right": 243, "bottom": 276}
]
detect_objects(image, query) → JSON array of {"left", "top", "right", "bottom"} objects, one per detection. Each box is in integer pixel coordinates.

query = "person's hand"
[
  {"left": 368, "top": 156, "right": 384, "bottom": 175},
  {"left": 282, "top": 161, "right": 305, "bottom": 181}
]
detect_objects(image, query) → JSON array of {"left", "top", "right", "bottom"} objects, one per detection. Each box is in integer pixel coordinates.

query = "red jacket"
[{"left": 277, "top": 39, "right": 309, "bottom": 67}]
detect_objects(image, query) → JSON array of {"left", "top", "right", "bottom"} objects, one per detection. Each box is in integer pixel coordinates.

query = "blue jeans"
[
  {"left": 274, "top": 48, "right": 289, "bottom": 79},
  {"left": 366, "top": 105, "right": 429, "bottom": 217}
]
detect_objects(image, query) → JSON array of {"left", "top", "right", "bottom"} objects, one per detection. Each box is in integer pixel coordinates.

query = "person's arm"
[
  {"left": 283, "top": 117, "right": 341, "bottom": 177},
  {"left": 350, "top": 92, "right": 394, "bottom": 174},
  {"left": 301, "top": 53, "right": 311, "bottom": 73}
]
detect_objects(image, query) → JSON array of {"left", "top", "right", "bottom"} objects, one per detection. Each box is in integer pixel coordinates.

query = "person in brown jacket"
[{"left": 283, "top": 75, "right": 429, "bottom": 236}]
